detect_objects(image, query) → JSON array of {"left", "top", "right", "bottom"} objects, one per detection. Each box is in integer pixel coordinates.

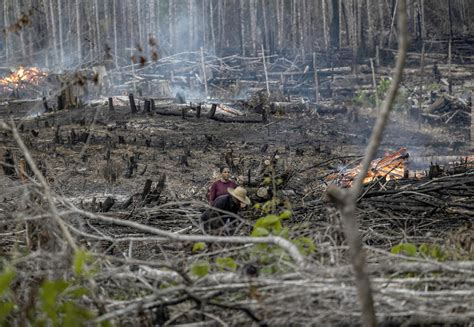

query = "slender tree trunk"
[
  {"left": 378, "top": 0, "right": 385, "bottom": 48},
  {"left": 261, "top": 0, "right": 269, "bottom": 53},
  {"left": 136, "top": 0, "right": 143, "bottom": 50},
  {"left": 330, "top": 0, "right": 340, "bottom": 49},
  {"left": 419, "top": 42, "right": 425, "bottom": 112},
  {"left": 86, "top": 1, "right": 95, "bottom": 60},
  {"left": 48, "top": 0, "right": 59, "bottom": 64},
  {"left": 297, "top": 0, "right": 304, "bottom": 56},
  {"left": 113, "top": 0, "right": 118, "bottom": 67},
  {"left": 420, "top": 0, "right": 425, "bottom": 40},
  {"left": 76, "top": 0, "right": 82, "bottom": 63},
  {"left": 104, "top": 0, "right": 111, "bottom": 44},
  {"left": 169, "top": 0, "right": 175, "bottom": 53},
  {"left": 43, "top": 0, "right": 53, "bottom": 66},
  {"left": 338, "top": 0, "right": 343, "bottom": 47},
  {"left": 57, "top": 0, "right": 64, "bottom": 65},
  {"left": 276, "top": 0, "right": 282, "bottom": 50},
  {"left": 189, "top": 0, "right": 195, "bottom": 50},
  {"left": 13, "top": 0, "right": 27, "bottom": 63},
  {"left": 358, "top": 0, "right": 365, "bottom": 57},
  {"left": 239, "top": 0, "right": 246, "bottom": 56},
  {"left": 366, "top": 0, "right": 374, "bottom": 54},
  {"left": 322, "top": 0, "right": 329, "bottom": 50},
  {"left": 210, "top": 0, "right": 216, "bottom": 52},
  {"left": 250, "top": 0, "right": 257, "bottom": 55},
  {"left": 3, "top": 1, "right": 11, "bottom": 63},
  {"left": 291, "top": 0, "right": 297, "bottom": 51},
  {"left": 341, "top": 1, "right": 350, "bottom": 47},
  {"left": 94, "top": 0, "right": 101, "bottom": 58}
]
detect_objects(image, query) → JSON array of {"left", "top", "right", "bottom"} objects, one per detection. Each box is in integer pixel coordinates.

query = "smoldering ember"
[{"left": 0, "top": 0, "right": 473, "bottom": 326}]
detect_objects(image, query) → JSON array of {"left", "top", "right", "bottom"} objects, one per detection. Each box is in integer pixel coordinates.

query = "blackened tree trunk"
[{"left": 330, "top": 0, "right": 340, "bottom": 49}]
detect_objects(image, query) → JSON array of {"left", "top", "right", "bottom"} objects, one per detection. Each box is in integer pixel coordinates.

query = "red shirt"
[{"left": 208, "top": 180, "right": 237, "bottom": 204}]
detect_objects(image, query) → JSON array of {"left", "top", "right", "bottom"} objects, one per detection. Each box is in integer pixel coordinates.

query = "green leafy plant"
[
  {"left": 0, "top": 266, "right": 95, "bottom": 326},
  {"left": 391, "top": 242, "right": 447, "bottom": 261},
  {"left": 391, "top": 243, "right": 417, "bottom": 256},
  {"left": 192, "top": 242, "right": 207, "bottom": 253},
  {"left": 0, "top": 267, "right": 16, "bottom": 321},
  {"left": 190, "top": 261, "right": 210, "bottom": 278},
  {"left": 215, "top": 257, "right": 237, "bottom": 272}
]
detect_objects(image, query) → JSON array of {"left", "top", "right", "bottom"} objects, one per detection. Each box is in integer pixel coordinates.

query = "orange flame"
[
  {"left": 0, "top": 66, "right": 47, "bottom": 91},
  {"left": 326, "top": 148, "right": 409, "bottom": 188}
]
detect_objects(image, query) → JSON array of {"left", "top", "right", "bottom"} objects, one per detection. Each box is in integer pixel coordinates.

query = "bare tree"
[{"left": 76, "top": 0, "right": 82, "bottom": 63}]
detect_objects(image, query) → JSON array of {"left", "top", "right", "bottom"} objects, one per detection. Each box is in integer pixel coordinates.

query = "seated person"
[
  {"left": 201, "top": 186, "right": 251, "bottom": 230},
  {"left": 207, "top": 166, "right": 237, "bottom": 205}
]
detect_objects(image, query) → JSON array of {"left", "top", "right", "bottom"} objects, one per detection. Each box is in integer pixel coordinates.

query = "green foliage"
[
  {"left": 215, "top": 257, "right": 237, "bottom": 272},
  {"left": 73, "top": 248, "right": 98, "bottom": 278},
  {"left": 292, "top": 237, "right": 317, "bottom": 256},
  {"left": 391, "top": 243, "right": 417, "bottom": 256},
  {"left": 190, "top": 261, "right": 210, "bottom": 278},
  {"left": 0, "top": 266, "right": 94, "bottom": 326},
  {"left": 0, "top": 267, "right": 16, "bottom": 321},
  {"left": 418, "top": 243, "right": 447, "bottom": 261},
  {"left": 192, "top": 242, "right": 207, "bottom": 253},
  {"left": 0, "top": 267, "right": 15, "bottom": 297},
  {"left": 251, "top": 227, "right": 270, "bottom": 237},
  {"left": 353, "top": 78, "right": 401, "bottom": 109},
  {"left": 377, "top": 78, "right": 391, "bottom": 96},
  {"left": 39, "top": 280, "right": 93, "bottom": 325},
  {"left": 391, "top": 243, "right": 447, "bottom": 261}
]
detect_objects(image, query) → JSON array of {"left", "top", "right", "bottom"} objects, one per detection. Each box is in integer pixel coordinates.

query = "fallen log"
[{"left": 210, "top": 114, "right": 263, "bottom": 124}]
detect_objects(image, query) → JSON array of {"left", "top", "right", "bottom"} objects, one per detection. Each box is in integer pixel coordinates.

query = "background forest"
[{"left": 1, "top": 0, "right": 474, "bottom": 69}]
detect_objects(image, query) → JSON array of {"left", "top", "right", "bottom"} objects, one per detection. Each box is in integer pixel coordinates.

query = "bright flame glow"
[
  {"left": 0, "top": 66, "right": 47, "bottom": 91},
  {"left": 326, "top": 148, "right": 409, "bottom": 188}
]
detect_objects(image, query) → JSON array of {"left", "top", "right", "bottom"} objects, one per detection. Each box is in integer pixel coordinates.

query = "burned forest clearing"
[{"left": 1, "top": 0, "right": 474, "bottom": 326}]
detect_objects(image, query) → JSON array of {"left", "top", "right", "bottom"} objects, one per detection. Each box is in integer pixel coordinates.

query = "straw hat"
[{"left": 228, "top": 187, "right": 251, "bottom": 205}]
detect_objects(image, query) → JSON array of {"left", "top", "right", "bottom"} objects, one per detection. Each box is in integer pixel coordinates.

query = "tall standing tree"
[{"left": 76, "top": 0, "right": 82, "bottom": 63}]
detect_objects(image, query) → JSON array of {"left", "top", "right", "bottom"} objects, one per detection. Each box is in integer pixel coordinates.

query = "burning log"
[
  {"left": 326, "top": 148, "right": 409, "bottom": 188},
  {"left": 0, "top": 66, "right": 47, "bottom": 97}
]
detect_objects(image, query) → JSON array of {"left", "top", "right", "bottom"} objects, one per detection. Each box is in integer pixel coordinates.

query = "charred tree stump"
[
  {"left": 141, "top": 179, "right": 153, "bottom": 199},
  {"left": 196, "top": 104, "right": 201, "bottom": 118},
  {"left": 180, "top": 152, "right": 189, "bottom": 167},
  {"left": 144, "top": 99, "right": 151, "bottom": 113},
  {"left": 57, "top": 95, "right": 64, "bottom": 111},
  {"left": 209, "top": 103, "right": 217, "bottom": 118},
  {"left": 129, "top": 93, "right": 138, "bottom": 113},
  {"left": 100, "top": 197, "right": 115, "bottom": 212},
  {"left": 262, "top": 107, "right": 268, "bottom": 123},
  {"left": 78, "top": 132, "right": 89, "bottom": 143},
  {"left": 2, "top": 149, "right": 15, "bottom": 176},
  {"left": 108, "top": 97, "right": 115, "bottom": 111},
  {"left": 144, "top": 174, "right": 167, "bottom": 205},
  {"left": 69, "top": 129, "right": 77, "bottom": 145},
  {"left": 43, "top": 97, "right": 50, "bottom": 113},
  {"left": 124, "top": 154, "right": 137, "bottom": 178},
  {"left": 150, "top": 99, "right": 156, "bottom": 111},
  {"left": 54, "top": 126, "right": 63, "bottom": 144},
  {"left": 181, "top": 107, "right": 187, "bottom": 120}
]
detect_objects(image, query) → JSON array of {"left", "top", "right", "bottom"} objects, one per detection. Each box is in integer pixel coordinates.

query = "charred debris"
[{"left": 1, "top": 5, "right": 474, "bottom": 327}]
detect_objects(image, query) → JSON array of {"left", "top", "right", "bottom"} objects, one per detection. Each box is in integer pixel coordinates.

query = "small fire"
[
  {"left": 0, "top": 66, "right": 47, "bottom": 91},
  {"left": 326, "top": 148, "right": 409, "bottom": 188}
]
